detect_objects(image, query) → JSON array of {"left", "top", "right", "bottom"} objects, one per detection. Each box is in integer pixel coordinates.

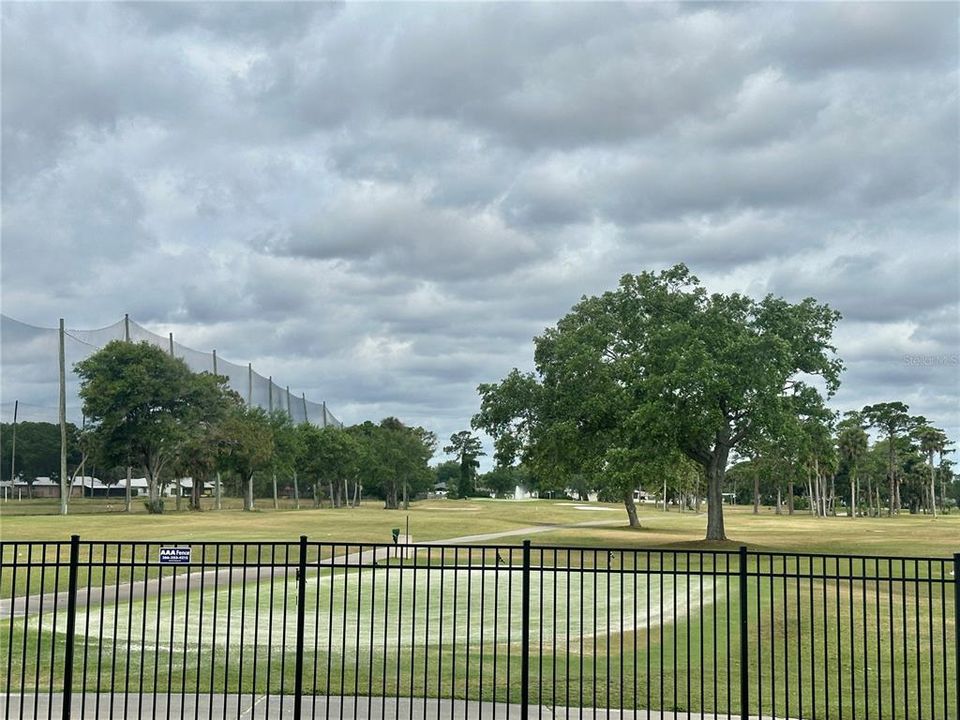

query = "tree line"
[
  {"left": 2, "top": 339, "right": 436, "bottom": 513},
  {"left": 727, "top": 402, "right": 955, "bottom": 518}
]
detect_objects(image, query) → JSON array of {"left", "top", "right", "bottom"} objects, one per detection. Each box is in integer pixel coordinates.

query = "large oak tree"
[{"left": 475, "top": 265, "right": 843, "bottom": 540}]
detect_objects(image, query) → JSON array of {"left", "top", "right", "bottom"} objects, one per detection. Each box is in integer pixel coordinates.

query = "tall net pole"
[
  {"left": 302, "top": 393, "right": 308, "bottom": 423},
  {"left": 247, "top": 363, "right": 252, "bottom": 406},
  {"left": 9, "top": 400, "right": 18, "bottom": 486},
  {"left": 212, "top": 349, "right": 222, "bottom": 510},
  {"left": 59, "top": 318, "right": 68, "bottom": 515},
  {"left": 124, "top": 313, "right": 132, "bottom": 512}
]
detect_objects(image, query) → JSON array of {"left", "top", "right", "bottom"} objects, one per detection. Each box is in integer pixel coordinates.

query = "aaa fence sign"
[{"left": 158, "top": 546, "right": 191, "bottom": 564}]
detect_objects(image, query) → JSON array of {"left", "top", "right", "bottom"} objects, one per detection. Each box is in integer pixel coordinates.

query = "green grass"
[
  {"left": 3, "top": 499, "right": 959, "bottom": 557},
  {"left": 2, "top": 561, "right": 955, "bottom": 717},
  {"left": 2, "top": 500, "right": 958, "bottom": 717},
  {"left": 0, "top": 498, "right": 620, "bottom": 544}
]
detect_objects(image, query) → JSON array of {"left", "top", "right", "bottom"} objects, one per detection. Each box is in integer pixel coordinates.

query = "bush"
[{"left": 144, "top": 499, "right": 165, "bottom": 514}]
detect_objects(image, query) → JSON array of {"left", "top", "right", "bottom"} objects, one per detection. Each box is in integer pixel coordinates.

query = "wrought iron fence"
[{"left": 0, "top": 537, "right": 957, "bottom": 719}]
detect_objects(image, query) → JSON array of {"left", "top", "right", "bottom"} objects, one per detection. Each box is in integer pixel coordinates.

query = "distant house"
[
  {"left": 633, "top": 488, "right": 651, "bottom": 503},
  {"left": 175, "top": 478, "right": 214, "bottom": 497},
  {"left": 8, "top": 475, "right": 211, "bottom": 499},
  {"left": 71, "top": 476, "right": 126, "bottom": 498},
  {"left": 12, "top": 476, "right": 125, "bottom": 498},
  {"left": 14, "top": 476, "right": 63, "bottom": 498},
  {"left": 129, "top": 478, "right": 150, "bottom": 496}
]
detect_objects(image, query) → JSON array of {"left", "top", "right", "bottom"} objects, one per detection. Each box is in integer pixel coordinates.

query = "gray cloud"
[{"left": 2, "top": 1, "right": 958, "bottom": 458}]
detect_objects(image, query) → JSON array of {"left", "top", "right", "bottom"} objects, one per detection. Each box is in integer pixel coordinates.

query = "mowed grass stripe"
[
  {"left": 2, "top": 567, "right": 955, "bottom": 717},
  {"left": 36, "top": 568, "right": 716, "bottom": 650}
]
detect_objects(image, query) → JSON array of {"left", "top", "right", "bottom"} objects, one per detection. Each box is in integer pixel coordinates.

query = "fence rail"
[{"left": 0, "top": 537, "right": 957, "bottom": 719}]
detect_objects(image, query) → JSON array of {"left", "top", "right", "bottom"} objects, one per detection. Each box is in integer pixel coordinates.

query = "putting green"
[{"left": 43, "top": 566, "right": 721, "bottom": 654}]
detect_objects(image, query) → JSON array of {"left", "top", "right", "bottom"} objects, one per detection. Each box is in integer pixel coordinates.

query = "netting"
[{"left": 0, "top": 314, "right": 342, "bottom": 428}]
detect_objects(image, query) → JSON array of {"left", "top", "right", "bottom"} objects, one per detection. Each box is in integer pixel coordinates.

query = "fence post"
[
  {"left": 954, "top": 552, "right": 959, "bottom": 718},
  {"left": 739, "top": 545, "right": 749, "bottom": 720},
  {"left": 61, "top": 534, "right": 80, "bottom": 720},
  {"left": 293, "top": 536, "right": 308, "bottom": 720},
  {"left": 521, "top": 539, "right": 531, "bottom": 720}
]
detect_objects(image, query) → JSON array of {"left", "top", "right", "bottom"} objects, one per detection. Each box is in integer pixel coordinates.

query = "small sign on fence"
[{"left": 158, "top": 546, "right": 192, "bottom": 564}]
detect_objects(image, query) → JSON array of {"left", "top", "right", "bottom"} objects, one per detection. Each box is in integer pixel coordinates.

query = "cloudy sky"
[{"left": 2, "top": 2, "right": 958, "bottom": 462}]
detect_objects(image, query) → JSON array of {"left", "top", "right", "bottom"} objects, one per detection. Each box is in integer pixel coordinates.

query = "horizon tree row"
[
  {"left": 727, "top": 401, "right": 955, "bottom": 518},
  {"left": 0, "top": 339, "right": 436, "bottom": 514}
]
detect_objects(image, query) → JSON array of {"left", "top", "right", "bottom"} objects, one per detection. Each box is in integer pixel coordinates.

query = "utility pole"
[{"left": 59, "top": 319, "right": 68, "bottom": 515}]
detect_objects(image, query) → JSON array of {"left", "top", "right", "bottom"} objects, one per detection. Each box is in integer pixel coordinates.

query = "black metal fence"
[{"left": 0, "top": 537, "right": 957, "bottom": 719}]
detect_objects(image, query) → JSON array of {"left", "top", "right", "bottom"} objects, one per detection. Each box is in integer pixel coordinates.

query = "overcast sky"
[{"left": 2, "top": 2, "right": 958, "bottom": 464}]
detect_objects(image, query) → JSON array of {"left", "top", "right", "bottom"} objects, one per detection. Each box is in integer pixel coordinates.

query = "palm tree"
[
  {"left": 862, "top": 402, "right": 913, "bottom": 516},
  {"left": 916, "top": 424, "right": 948, "bottom": 518},
  {"left": 443, "top": 431, "right": 485, "bottom": 498},
  {"left": 837, "top": 413, "right": 868, "bottom": 518}
]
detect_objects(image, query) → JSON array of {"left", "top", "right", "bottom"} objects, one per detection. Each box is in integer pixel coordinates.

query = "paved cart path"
[
  {"left": 0, "top": 693, "right": 796, "bottom": 720},
  {"left": 0, "top": 519, "right": 621, "bottom": 618}
]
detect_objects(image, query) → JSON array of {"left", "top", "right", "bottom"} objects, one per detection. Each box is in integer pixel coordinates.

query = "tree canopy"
[
  {"left": 443, "top": 430, "right": 485, "bottom": 498},
  {"left": 76, "top": 340, "right": 236, "bottom": 511},
  {"left": 474, "top": 264, "right": 844, "bottom": 539}
]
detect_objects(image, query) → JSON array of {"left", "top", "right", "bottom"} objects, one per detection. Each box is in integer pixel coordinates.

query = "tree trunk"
[
  {"left": 293, "top": 472, "right": 300, "bottom": 510},
  {"left": 622, "top": 490, "right": 641, "bottom": 528},
  {"left": 662, "top": 478, "right": 668, "bottom": 512},
  {"left": 329, "top": 481, "right": 336, "bottom": 508},
  {"left": 352, "top": 480, "right": 360, "bottom": 508},
  {"left": 753, "top": 473, "right": 760, "bottom": 514},
  {"left": 148, "top": 469, "right": 161, "bottom": 509},
  {"left": 244, "top": 473, "right": 254, "bottom": 511},
  {"left": 928, "top": 452, "right": 937, "bottom": 519},
  {"left": 125, "top": 467, "right": 132, "bottom": 513},
  {"left": 403, "top": 481, "right": 409, "bottom": 510},
  {"left": 812, "top": 459, "right": 821, "bottom": 518},
  {"left": 776, "top": 488, "right": 782, "bottom": 515},
  {"left": 704, "top": 443, "right": 729, "bottom": 541},
  {"left": 888, "top": 438, "right": 896, "bottom": 516},
  {"left": 191, "top": 476, "right": 201, "bottom": 511},
  {"left": 787, "top": 481, "right": 794, "bottom": 515},
  {"left": 850, "top": 472, "right": 856, "bottom": 519},
  {"left": 272, "top": 474, "right": 279, "bottom": 510},
  {"left": 215, "top": 472, "right": 222, "bottom": 511},
  {"left": 313, "top": 482, "right": 321, "bottom": 508}
]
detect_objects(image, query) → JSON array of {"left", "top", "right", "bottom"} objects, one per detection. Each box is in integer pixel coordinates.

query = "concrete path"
[
  {"left": 0, "top": 520, "right": 622, "bottom": 619},
  {"left": 0, "top": 692, "right": 793, "bottom": 719}
]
